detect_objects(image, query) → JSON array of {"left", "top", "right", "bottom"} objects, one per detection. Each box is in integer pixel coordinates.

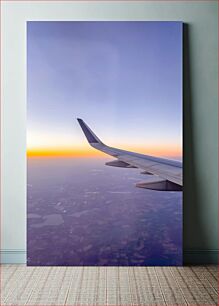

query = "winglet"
[{"left": 77, "top": 118, "right": 103, "bottom": 144}]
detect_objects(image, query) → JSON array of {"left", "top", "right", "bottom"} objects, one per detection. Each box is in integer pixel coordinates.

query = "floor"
[{"left": 1, "top": 265, "right": 218, "bottom": 305}]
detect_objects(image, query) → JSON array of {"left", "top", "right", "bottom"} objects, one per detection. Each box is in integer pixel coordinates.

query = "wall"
[{"left": 1, "top": 1, "right": 218, "bottom": 264}]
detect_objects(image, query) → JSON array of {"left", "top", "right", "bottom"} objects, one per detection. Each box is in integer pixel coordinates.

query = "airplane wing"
[{"left": 77, "top": 118, "right": 182, "bottom": 191}]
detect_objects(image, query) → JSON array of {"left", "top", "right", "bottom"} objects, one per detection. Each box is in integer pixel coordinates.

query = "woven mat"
[{"left": 1, "top": 265, "right": 218, "bottom": 305}]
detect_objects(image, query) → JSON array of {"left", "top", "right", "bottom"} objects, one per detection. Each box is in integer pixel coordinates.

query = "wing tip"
[{"left": 77, "top": 118, "right": 101, "bottom": 144}]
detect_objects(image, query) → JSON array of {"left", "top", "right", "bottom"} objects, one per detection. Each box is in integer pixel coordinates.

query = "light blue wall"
[{"left": 1, "top": 1, "right": 218, "bottom": 264}]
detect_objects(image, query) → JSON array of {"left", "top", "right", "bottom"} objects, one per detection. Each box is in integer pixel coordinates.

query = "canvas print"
[{"left": 27, "top": 21, "right": 183, "bottom": 266}]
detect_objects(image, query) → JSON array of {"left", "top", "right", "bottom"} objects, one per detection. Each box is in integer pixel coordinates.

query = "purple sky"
[{"left": 27, "top": 21, "right": 182, "bottom": 158}]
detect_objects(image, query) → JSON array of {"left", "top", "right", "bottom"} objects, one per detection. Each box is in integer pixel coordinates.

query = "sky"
[{"left": 27, "top": 21, "right": 182, "bottom": 159}]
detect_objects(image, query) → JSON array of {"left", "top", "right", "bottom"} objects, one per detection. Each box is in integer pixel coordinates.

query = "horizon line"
[{"left": 27, "top": 147, "right": 182, "bottom": 159}]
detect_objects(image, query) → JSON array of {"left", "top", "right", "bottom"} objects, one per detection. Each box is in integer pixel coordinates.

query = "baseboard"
[
  {"left": 183, "top": 249, "right": 218, "bottom": 265},
  {"left": 1, "top": 249, "right": 26, "bottom": 264},
  {"left": 1, "top": 249, "right": 218, "bottom": 264}
]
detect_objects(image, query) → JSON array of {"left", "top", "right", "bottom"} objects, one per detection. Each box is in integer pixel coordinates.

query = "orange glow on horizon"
[
  {"left": 27, "top": 148, "right": 105, "bottom": 158},
  {"left": 27, "top": 145, "right": 182, "bottom": 159}
]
